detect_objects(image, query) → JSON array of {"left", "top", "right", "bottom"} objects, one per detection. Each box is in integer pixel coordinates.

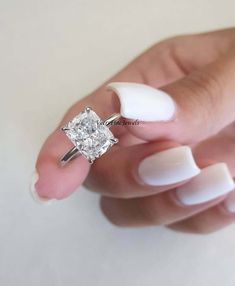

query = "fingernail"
[
  {"left": 138, "top": 146, "right": 200, "bottom": 186},
  {"left": 223, "top": 188, "right": 235, "bottom": 213},
  {"left": 30, "top": 171, "right": 54, "bottom": 205},
  {"left": 107, "top": 82, "right": 176, "bottom": 121},
  {"left": 176, "top": 163, "right": 234, "bottom": 206}
]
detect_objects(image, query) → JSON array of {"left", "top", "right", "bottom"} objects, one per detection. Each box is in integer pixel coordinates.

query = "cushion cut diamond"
[{"left": 62, "top": 108, "right": 117, "bottom": 162}]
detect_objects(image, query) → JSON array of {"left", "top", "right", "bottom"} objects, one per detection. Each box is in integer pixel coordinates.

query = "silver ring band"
[{"left": 60, "top": 146, "right": 79, "bottom": 166}]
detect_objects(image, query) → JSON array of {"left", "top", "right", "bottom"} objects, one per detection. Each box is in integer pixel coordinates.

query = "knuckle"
[
  {"left": 179, "top": 69, "right": 223, "bottom": 133},
  {"left": 185, "top": 70, "right": 221, "bottom": 106}
]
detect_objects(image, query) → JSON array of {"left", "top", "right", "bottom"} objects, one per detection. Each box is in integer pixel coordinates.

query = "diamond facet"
[{"left": 62, "top": 108, "right": 117, "bottom": 162}]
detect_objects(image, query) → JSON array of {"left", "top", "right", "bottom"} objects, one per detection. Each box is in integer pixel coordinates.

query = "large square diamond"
[{"left": 62, "top": 107, "right": 117, "bottom": 162}]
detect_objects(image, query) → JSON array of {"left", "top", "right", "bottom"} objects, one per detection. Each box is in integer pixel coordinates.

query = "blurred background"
[{"left": 1, "top": 0, "right": 235, "bottom": 285}]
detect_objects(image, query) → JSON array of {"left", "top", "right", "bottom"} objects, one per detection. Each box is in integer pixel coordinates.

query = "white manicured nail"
[
  {"left": 107, "top": 82, "right": 176, "bottom": 121},
  {"left": 224, "top": 189, "right": 235, "bottom": 213},
  {"left": 30, "top": 171, "right": 54, "bottom": 205},
  {"left": 176, "top": 163, "right": 234, "bottom": 206},
  {"left": 138, "top": 146, "right": 200, "bottom": 186}
]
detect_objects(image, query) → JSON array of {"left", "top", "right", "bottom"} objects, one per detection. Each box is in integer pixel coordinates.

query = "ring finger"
[{"left": 100, "top": 163, "right": 234, "bottom": 227}]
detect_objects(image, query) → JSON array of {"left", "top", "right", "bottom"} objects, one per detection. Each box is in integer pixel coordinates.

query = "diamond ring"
[{"left": 60, "top": 107, "right": 120, "bottom": 165}]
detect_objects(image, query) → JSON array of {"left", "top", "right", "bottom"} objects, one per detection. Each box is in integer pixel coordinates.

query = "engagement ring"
[{"left": 60, "top": 107, "right": 120, "bottom": 165}]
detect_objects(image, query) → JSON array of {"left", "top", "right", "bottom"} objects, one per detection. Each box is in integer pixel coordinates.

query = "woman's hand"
[{"left": 31, "top": 28, "right": 235, "bottom": 234}]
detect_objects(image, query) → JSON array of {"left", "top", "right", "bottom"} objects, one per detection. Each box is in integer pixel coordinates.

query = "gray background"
[{"left": 1, "top": 0, "right": 235, "bottom": 285}]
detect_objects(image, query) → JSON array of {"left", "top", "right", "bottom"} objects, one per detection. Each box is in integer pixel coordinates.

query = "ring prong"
[
  {"left": 103, "top": 113, "right": 121, "bottom": 126},
  {"left": 85, "top": 107, "right": 92, "bottom": 113},
  {"left": 61, "top": 127, "right": 69, "bottom": 132},
  {"left": 88, "top": 158, "right": 94, "bottom": 164},
  {"left": 110, "top": 138, "right": 118, "bottom": 144}
]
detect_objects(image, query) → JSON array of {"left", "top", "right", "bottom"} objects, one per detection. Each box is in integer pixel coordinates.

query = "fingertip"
[
  {"left": 30, "top": 170, "right": 55, "bottom": 204},
  {"left": 33, "top": 130, "right": 90, "bottom": 200}
]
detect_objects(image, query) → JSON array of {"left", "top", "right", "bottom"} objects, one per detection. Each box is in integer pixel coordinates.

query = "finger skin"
[
  {"left": 100, "top": 188, "right": 225, "bottom": 227},
  {"left": 35, "top": 131, "right": 90, "bottom": 199},
  {"left": 168, "top": 203, "right": 235, "bottom": 234},
  {"left": 193, "top": 125, "right": 235, "bottom": 176}
]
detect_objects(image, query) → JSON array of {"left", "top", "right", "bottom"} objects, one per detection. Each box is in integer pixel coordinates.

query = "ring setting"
[{"left": 60, "top": 107, "right": 120, "bottom": 165}]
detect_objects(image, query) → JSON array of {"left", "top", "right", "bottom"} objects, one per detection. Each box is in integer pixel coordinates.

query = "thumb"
[{"left": 108, "top": 52, "right": 235, "bottom": 144}]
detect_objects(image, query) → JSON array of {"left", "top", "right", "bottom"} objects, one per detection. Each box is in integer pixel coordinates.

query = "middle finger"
[{"left": 85, "top": 141, "right": 200, "bottom": 198}]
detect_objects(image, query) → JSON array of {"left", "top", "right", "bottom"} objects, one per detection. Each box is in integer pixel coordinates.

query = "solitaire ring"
[{"left": 60, "top": 107, "right": 121, "bottom": 165}]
